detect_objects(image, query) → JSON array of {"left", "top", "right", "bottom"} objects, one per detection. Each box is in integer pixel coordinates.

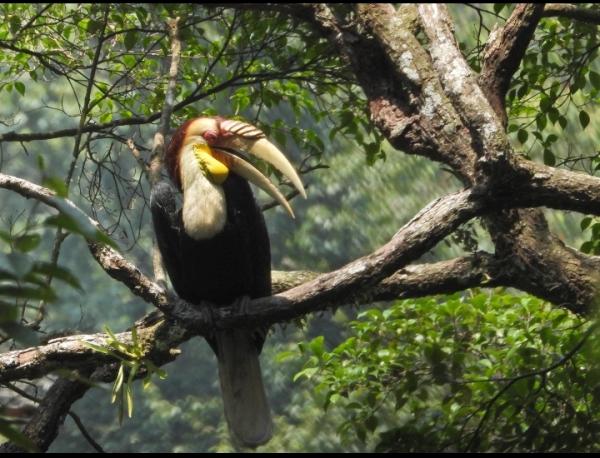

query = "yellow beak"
[{"left": 192, "top": 144, "right": 229, "bottom": 185}]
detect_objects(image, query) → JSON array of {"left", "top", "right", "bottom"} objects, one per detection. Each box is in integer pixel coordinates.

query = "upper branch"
[
  {"left": 417, "top": 4, "right": 509, "bottom": 166},
  {"left": 543, "top": 4, "right": 600, "bottom": 25},
  {"left": 480, "top": 4, "right": 545, "bottom": 125}
]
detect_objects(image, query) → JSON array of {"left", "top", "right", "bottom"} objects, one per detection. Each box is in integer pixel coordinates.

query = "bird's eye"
[{"left": 203, "top": 131, "right": 218, "bottom": 144}]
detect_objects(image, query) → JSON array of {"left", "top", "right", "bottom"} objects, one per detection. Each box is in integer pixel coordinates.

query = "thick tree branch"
[
  {"left": 0, "top": 318, "right": 191, "bottom": 384},
  {"left": 0, "top": 253, "right": 511, "bottom": 385},
  {"left": 417, "top": 4, "right": 509, "bottom": 169},
  {"left": 484, "top": 209, "right": 600, "bottom": 315},
  {"left": 543, "top": 4, "right": 600, "bottom": 25},
  {"left": 219, "top": 189, "right": 483, "bottom": 327},
  {"left": 468, "top": 2, "right": 600, "bottom": 317},
  {"left": 272, "top": 253, "right": 510, "bottom": 305},
  {"left": 356, "top": 4, "right": 478, "bottom": 181},
  {"left": 501, "top": 159, "right": 600, "bottom": 215},
  {"left": 480, "top": 4, "right": 545, "bottom": 125},
  {"left": 269, "top": 3, "right": 600, "bottom": 317}
]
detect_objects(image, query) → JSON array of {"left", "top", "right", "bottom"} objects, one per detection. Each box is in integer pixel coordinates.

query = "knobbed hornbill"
[{"left": 150, "top": 116, "right": 306, "bottom": 447}]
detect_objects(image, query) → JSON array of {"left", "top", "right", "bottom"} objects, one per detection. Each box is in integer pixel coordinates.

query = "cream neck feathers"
[{"left": 179, "top": 145, "right": 227, "bottom": 240}]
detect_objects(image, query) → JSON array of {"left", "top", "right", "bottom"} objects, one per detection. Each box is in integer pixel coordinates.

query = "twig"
[{"left": 68, "top": 411, "right": 106, "bottom": 453}]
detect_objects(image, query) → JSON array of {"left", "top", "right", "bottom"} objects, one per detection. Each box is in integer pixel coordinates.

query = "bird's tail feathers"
[{"left": 215, "top": 328, "right": 273, "bottom": 448}]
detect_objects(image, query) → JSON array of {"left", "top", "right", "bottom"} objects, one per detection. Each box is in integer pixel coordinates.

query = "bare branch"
[
  {"left": 0, "top": 253, "right": 511, "bottom": 385},
  {"left": 499, "top": 159, "right": 600, "bottom": 216},
  {"left": 68, "top": 411, "right": 105, "bottom": 453},
  {"left": 273, "top": 253, "right": 510, "bottom": 302},
  {"left": 417, "top": 4, "right": 509, "bottom": 166},
  {"left": 221, "top": 189, "right": 482, "bottom": 327},
  {"left": 480, "top": 4, "right": 545, "bottom": 125},
  {"left": 543, "top": 4, "right": 600, "bottom": 25}
]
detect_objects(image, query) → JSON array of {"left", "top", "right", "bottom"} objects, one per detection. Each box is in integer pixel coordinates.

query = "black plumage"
[
  {"left": 150, "top": 115, "right": 306, "bottom": 448},
  {"left": 150, "top": 175, "right": 273, "bottom": 447},
  {"left": 150, "top": 175, "right": 271, "bottom": 306},
  {"left": 150, "top": 176, "right": 271, "bottom": 349}
]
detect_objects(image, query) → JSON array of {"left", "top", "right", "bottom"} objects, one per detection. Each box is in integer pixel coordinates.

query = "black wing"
[{"left": 150, "top": 177, "right": 272, "bottom": 306}]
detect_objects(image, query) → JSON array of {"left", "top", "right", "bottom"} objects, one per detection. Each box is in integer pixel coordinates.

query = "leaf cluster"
[{"left": 296, "top": 291, "right": 600, "bottom": 452}]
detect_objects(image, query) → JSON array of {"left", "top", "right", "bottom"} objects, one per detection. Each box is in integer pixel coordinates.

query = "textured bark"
[
  {"left": 543, "top": 3, "right": 600, "bottom": 24},
  {"left": 480, "top": 4, "right": 545, "bottom": 125},
  {"left": 1, "top": 253, "right": 513, "bottom": 385},
  {"left": 3, "top": 3, "right": 600, "bottom": 452}
]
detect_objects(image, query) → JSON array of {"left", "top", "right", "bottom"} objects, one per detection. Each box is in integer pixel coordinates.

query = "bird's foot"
[
  {"left": 232, "top": 295, "right": 252, "bottom": 317},
  {"left": 198, "top": 300, "right": 216, "bottom": 336}
]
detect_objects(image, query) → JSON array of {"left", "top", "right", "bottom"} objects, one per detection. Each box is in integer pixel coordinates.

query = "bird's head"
[{"left": 166, "top": 116, "right": 306, "bottom": 218}]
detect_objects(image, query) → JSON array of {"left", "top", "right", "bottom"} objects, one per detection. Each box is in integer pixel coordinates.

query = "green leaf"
[
  {"left": 81, "top": 341, "right": 113, "bottom": 355},
  {"left": 536, "top": 115, "right": 547, "bottom": 131},
  {"left": 14, "top": 81, "right": 25, "bottom": 96},
  {"left": 590, "top": 71, "right": 600, "bottom": 90},
  {"left": 539, "top": 96, "right": 552, "bottom": 112},
  {"left": 14, "top": 234, "right": 41, "bottom": 253},
  {"left": 78, "top": 18, "right": 90, "bottom": 31},
  {"left": 581, "top": 241, "right": 593, "bottom": 253},
  {"left": 86, "top": 20, "right": 101, "bottom": 33},
  {"left": 6, "top": 252, "right": 34, "bottom": 280},
  {"left": 493, "top": 4, "right": 506, "bottom": 14},
  {"left": 122, "top": 54, "right": 136, "bottom": 68},
  {"left": 309, "top": 336, "right": 325, "bottom": 357},
  {"left": 365, "top": 415, "right": 378, "bottom": 432},
  {"left": 276, "top": 350, "right": 296, "bottom": 362},
  {"left": 0, "top": 321, "right": 38, "bottom": 346},
  {"left": 45, "top": 197, "right": 118, "bottom": 249},
  {"left": 0, "top": 284, "right": 56, "bottom": 301},
  {"left": 293, "top": 367, "right": 318, "bottom": 381},
  {"left": 543, "top": 149, "right": 555, "bottom": 166},
  {"left": 581, "top": 217, "right": 593, "bottom": 231},
  {"left": 126, "top": 382, "right": 134, "bottom": 418},
  {"left": 517, "top": 129, "right": 528, "bottom": 144},
  {"left": 0, "top": 418, "right": 38, "bottom": 452},
  {"left": 33, "top": 262, "right": 82, "bottom": 291},
  {"left": 8, "top": 16, "right": 20, "bottom": 34},
  {"left": 112, "top": 364, "right": 125, "bottom": 403},
  {"left": 126, "top": 362, "right": 138, "bottom": 418},
  {"left": 124, "top": 31, "right": 137, "bottom": 50},
  {"left": 579, "top": 110, "right": 590, "bottom": 129},
  {"left": 558, "top": 116, "right": 568, "bottom": 130}
]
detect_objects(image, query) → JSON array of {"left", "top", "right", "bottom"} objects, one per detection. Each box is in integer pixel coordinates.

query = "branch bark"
[
  {"left": 3, "top": 4, "right": 600, "bottom": 452},
  {"left": 0, "top": 253, "right": 514, "bottom": 384},
  {"left": 479, "top": 4, "right": 545, "bottom": 125},
  {"left": 543, "top": 4, "right": 600, "bottom": 25}
]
